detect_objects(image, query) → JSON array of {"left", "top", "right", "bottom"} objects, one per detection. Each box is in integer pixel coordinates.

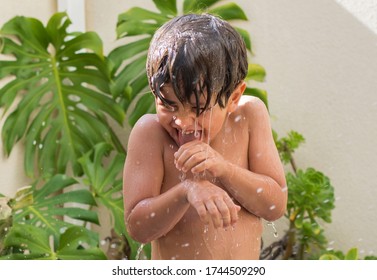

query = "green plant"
[
  {"left": 1, "top": 0, "right": 266, "bottom": 260},
  {"left": 260, "top": 131, "right": 336, "bottom": 260}
]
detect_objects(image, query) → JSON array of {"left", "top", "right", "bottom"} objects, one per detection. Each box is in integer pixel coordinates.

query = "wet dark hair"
[{"left": 146, "top": 13, "right": 248, "bottom": 116}]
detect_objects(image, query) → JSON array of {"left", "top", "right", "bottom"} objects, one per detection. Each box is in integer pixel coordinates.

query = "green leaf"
[
  {"left": 57, "top": 226, "right": 106, "bottom": 260},
  {"left": 128, "top": 93, "right": 155, "bottom": 126},
  {"left": 12, "top": 174, "right": 98, "bottom": 241},
  {"left": 208, "top": 3, "right": 248, "bottom": 20},
  {"left": 116, "top": 7, "right": 169, "bottom": 38},
  {"left": 246, "top": 64, "right": 266, "bottom": 82},
  {"left": 183, "top": 0, "right": 221, "bottom": 13},
  {"left": 78, "top": 143, "right": 125, "bottom": 234},
  {"left": 319, "top": 254, "right": 340, "bottom": 260},
  {"left": 153, "top": 0, "right": 178, "bottom": 16},
  {"left": 1, "top": 224, "right": 106, "bottom": 260},
  {"left": 78, "top": 143, "right": 140, "bottom": 259},
  {"left": 345, "top": 248, "right": 358, "bottom": 260},
  {"left": 0, "top": 12, "right": 125, "bottom": 179}
]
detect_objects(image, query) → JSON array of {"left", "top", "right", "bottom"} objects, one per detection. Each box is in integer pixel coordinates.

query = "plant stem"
[{"left": 283, "top": 220, "right": 296, "bottom": 259}]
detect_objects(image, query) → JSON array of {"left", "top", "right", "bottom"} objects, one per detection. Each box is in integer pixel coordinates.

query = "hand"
[
  {"left": 184, "top": 179, "right": 241, "bottom": 229},
  {"left": 174, "top": 140, "right": 227, "bottom": 177}
]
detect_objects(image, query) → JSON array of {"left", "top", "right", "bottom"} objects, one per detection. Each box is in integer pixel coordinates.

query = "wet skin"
[{"left": 123, "top": 83, "right": 287, "bottom": 259}]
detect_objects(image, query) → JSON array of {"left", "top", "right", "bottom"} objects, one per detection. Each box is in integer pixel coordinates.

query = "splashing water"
[
  {"left": 203, "top": 108, "right": 214, "bottom": 177},
  {"left": 194, "top": 118, "right": 200, "bottom": 138},
  {"left": 135, "top": 243, "right": 145, "bottom": 260},
  {"left": 267, "top": 222, "right": 278, "bottom": 238}
]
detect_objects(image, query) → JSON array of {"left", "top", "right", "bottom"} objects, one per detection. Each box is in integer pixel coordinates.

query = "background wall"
[{"left": 1, "top": 0, "right": 376, "bottom": 258}]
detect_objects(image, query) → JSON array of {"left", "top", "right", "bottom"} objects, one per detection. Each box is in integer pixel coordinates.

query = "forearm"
[
  {"left": 218, "top": 162, "right": 287, "bottom": 221},
  {"left": 126, "top": 183, "right": 190, "bottom": 244}
]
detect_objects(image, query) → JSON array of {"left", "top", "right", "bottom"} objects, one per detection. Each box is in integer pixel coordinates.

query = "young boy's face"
[{"left": 155, "top": 83, "right": 230, "bottom": 147}]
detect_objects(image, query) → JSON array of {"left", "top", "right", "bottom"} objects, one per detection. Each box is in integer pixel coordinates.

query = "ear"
[{"left": 227, "top": 81, "right": 246, "bottom": 113}]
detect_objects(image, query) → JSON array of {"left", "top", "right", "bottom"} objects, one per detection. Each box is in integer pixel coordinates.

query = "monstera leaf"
[
  {"left": 78, "top": 143, "right": 140, "bottom": 259},
  {"left": 0, "top": 12, "right": 125, "bottom": 179},
  {"left": 109, "top": 0, "right": 259, "bottom": 126},
  {"left": 78, "top": 143, "right": 124, "bottom": 234},
  {"left": 10, "top": 174, "right": 99, "bottom": 241},
  {"left": 1, "top": 224, "right": 106, "bottom": 260}
]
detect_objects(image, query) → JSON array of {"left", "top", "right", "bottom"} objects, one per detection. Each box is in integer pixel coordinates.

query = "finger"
[
  {"left": 174, "top": 140, "right": 202, "bottom": 159},
  {"left": 214, "top": 198, "right": 231, "bottom": 228},
  {"left": 180, "top": 151, "right": 209, "bottom": 172},
  {"left": 174, "top": 145, "right": 205, "bottom": 170},
  {"left": 191, "top": 201, "right": 209, "bottom": 225},
  {"left": 205, "top": 200, "right": 222, "bottom": 228},
  {"left": 224, "top": 196, "right": 240, "bottom": 225},
  {"left": 191, "top": 156, "right": 215, "bottom": 174}
]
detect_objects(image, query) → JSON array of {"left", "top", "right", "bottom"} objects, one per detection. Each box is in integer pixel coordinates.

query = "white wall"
[
  {"left": 243, "top": 0, "right": 377, "bottom": 256},
  {"left": 1, "top": 0, "right": 377, "bottom": 258}
]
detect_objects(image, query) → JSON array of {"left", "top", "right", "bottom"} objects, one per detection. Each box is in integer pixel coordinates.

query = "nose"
[{"left": 174, "top": 111, "right": 196, "bottom": 129}]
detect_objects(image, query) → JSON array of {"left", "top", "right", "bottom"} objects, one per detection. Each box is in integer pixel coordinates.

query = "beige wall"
[{"left": 1, "top": 0, "right": 376, "bottom": 258}]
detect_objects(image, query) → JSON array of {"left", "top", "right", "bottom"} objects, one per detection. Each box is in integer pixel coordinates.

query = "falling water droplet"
[
  {"left": 136, "top": 244, "right": 145, "bottom": 260},
  {"left": 267, "top": 222, "right": 278, "bottom": 238}
]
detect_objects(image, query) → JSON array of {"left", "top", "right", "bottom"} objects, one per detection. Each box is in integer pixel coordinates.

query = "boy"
[{"left": 123, "top": 14, "right": 287, "bottom": 260}]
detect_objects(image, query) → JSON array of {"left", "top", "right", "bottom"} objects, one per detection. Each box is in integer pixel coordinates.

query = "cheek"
[{"left": 200, "top": 111, "right": 225, "bottom": 134}]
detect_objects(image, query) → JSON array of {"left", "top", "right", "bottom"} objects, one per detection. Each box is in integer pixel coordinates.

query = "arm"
[
  {"left": 123, "top": 115, "right": 190, "bottom": 244},
  {"left": 219, "top": 97, "right": 287, "bottom": 221}
]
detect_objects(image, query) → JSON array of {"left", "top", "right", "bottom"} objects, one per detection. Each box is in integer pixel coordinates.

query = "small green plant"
[{"left": 261, "top": 131, "right": 336, "bottom": 260}]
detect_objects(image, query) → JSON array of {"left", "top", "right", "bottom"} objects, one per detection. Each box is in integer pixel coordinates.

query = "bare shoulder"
[
  {"left": 237, "top": 95, "right": 269, "bottom": 121},
  {"left": 127, "top": 114, "right": 164, "bottom": 150}
]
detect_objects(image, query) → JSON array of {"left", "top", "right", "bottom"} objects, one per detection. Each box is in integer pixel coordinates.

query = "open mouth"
[{"left": 176, "top": 129, "right": 202, "bottom": 146}]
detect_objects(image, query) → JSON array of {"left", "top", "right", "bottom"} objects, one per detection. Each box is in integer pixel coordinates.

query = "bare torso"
[{"left": 152, "top": 102, "right": 263, "bottom": 260}]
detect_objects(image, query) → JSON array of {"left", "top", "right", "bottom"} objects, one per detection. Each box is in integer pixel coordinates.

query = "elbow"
[
  {"left": 127, "top": 226, "right": 152, "bottom": 244},
  {"left": 261, "top": 193, "right": 288, "bottom": 222},
  {"left": 263, "top": 204, "right": 286, "bottom": 222},
  {"left": 125, "top": 214, "right": 156, "bottom": 244}
]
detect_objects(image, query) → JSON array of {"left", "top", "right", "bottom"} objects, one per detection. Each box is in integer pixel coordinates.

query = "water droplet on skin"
[
  {"left": 203, "top": 225, "right": 209, "bottom": 233},
  {"left": 179, "top": 171, "right": 186, "bottom": 181},
  {"left": 256, "top": 187, "right": 263, "bottom": 193},
  {"left": 269, "top": 205, "right": 276, "bottom": 210},
  {"left": 181, "top": 243, "right": 190, "bottom": 247},
  {"left": 281, "top": 186, "right": 288, "bottom": 192},
  {"left": 150, "top": 212, "right": 156, "bottom": 218},
  {"left": 234, "top": 115, "right": 242, "bottom": 122}
]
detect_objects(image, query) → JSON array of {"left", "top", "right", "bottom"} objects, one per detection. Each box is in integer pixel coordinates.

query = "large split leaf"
[
  {"left": 78, "top": 143, "right": 140, "bottom": 259},
  {"left": 10, "top": 174, "right": 98, "bottom": 242},
  {"left": 1, "top": 224, "right": 106, "bottom": 260},
  {"left": 0, "top": 12, "right": 125, "bottom": 179}
]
